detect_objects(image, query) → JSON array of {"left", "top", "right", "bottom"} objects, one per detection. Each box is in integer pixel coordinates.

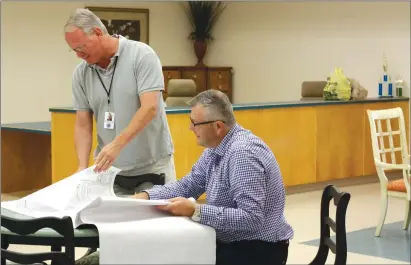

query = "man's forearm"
[
  {"left": 145, "top": 172, "right": 206, "bottom": 200},
  {"left": 199, "top": 204, "right": 264, "bottom": 232},
  {"left": 74, "top": 125, "right": 92, "bottom": 168},
  {"left": 115, "top": 105, "right": 157, "bottom": 146}
]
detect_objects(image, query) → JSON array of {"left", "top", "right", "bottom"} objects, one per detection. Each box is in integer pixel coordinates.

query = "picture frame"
[{"left": 85, "top": 7, "right": 149, "bottom": 44}]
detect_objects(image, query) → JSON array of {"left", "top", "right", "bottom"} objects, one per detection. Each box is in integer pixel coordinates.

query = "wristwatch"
[{"left": 191, "top": 203, "right": 201, "bottom": 222}]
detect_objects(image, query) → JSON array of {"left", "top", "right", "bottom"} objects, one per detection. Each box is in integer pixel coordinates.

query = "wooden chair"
[
  {"left": 300, "top": 81, "right": 327, "bottom": 100},
  {"left": 1, "top": 215, "right": 75, "bottom": 265},
  {"left": 366, "top": 107, "right": 411, "bottom": 236},
  {"left": 309, "top": 185, "right": 351, "bottom": 265}
]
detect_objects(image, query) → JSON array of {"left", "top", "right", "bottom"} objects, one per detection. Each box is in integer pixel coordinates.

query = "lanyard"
[{"left": 95, "top": 57, "right": 118, "bottom": 104}]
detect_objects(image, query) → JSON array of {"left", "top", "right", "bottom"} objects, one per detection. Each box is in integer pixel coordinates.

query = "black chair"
[
  {"left": 136, "top": 173, "right": 166, "bottom": 186},
  {"left": 309, "top": 184, "right": 351, "bottom": 265},
  {"left": 1, "top": 215, "right": 75, "bottom": 265},
  {"left": 113, "top": 173, "right": 166, "bottom": 190}
]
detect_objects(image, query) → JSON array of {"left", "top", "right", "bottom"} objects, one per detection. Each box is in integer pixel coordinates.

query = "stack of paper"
[{"left": 1, "top": 166, "right": 216, "bottom": 264}]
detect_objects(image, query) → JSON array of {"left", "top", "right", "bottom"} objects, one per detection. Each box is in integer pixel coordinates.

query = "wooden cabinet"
[{"left": 162, "top": 66, "right": 233, "bottom": 102}]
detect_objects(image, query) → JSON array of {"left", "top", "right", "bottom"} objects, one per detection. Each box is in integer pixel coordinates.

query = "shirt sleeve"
[
  {"left": 145, "top": 151, "right": 209, "bottom": 200},
  {"left": 72, "top": 67, "right": 90, "bottom": 111},
  {"left": 199, "top": 148, "right": 267, "bottom": 232},
  {"left": 134, "top": 52, "right": 165, "bottom": 95}
]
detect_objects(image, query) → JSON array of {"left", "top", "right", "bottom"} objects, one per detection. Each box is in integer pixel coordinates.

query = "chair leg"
[
  {"left": 51, "top": 244, "right": 62, "bottom": 265},
  {"left": 403, "top": 200, "right": 411, "bottom": 230},
  {"left": 1, "top": 235, "right": 9, "bottom": 265},
  {"left": 375, "top": 193, "right": 388, "bottom": 237}
]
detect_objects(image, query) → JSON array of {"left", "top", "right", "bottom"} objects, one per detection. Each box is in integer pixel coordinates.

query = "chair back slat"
[
  {"left": 385, "top": 118, "right": 397, "bottom": 164},
  {"left": 1, "top": 215, "right": 75, "bottom": 264},
  {"left": 367, "top": 107, "right": 409, "bottom": 166},
  {"left": 376, "top": 119, "right": 387, "bottom": 163}
]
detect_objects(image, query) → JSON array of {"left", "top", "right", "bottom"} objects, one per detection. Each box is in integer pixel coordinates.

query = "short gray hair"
[
  {"left": 188, "top": 89, "right": 236, "bottom": 127},
  {"left": 64, "top": 8, "right": 108, "bottom": 35}
]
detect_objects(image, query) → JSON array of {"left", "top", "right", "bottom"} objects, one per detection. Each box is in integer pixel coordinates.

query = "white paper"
[
  {"left": 1, "top": 165, "right": 217, "bottom": 264},
  {"left": 1, "top": 165, "right": 121, "bottom": 221},
  {"left": 78, "top": 200, "right": 216, "bottom": 264},
  {"left": 97, "top": 217, "right": 216, "bottom": 264},
  {"left": 79, "top": 199, "right": 171, "bottom": 225}
]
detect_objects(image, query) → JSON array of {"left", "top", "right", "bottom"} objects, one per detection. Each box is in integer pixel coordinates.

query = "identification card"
[{"left": 104, "top": 111, "right": 115, "bottom": 130}]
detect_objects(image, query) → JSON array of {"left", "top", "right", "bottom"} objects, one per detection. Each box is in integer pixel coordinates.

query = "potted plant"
[{"left": 182, "top": 1, "right": 227, "bottom": 67}]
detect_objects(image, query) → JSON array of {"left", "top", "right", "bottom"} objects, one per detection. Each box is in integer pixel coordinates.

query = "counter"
[
  {"left": 48, "top": 97, "right": 410, "bottom": 189},
  {"left": 1, "top": 122, "right": 51, "bottom": 193}
]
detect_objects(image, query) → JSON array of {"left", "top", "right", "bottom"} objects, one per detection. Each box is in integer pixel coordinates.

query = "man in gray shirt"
[{"left": 64, "top": 8, "right": 176, "bottom": 197}]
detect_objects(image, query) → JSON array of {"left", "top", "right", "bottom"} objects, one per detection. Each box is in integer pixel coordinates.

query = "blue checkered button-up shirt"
[{"left": 147, "top": 124, "right": 294, "bottom": 243}]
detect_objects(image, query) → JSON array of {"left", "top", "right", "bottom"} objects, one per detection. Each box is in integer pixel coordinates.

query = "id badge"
[{"left": 104, "top": 111, "right": 115, "bottom": 130}]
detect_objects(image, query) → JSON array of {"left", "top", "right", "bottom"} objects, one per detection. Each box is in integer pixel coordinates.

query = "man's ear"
[
  {"left": 216, "top": 121, "right": 225, "bottom": 131},
  {"left": 93, "top": 27, "right": 104, "bottom": 37}
]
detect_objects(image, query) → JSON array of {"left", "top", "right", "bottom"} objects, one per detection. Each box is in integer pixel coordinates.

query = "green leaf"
[{"left": 182, "top": 1, "right": 227, "bottom": 41}]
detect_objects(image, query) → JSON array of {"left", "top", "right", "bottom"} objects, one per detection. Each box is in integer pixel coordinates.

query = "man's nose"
[{"left": 76, "top": 51, "right": 87, "bottom": 59}]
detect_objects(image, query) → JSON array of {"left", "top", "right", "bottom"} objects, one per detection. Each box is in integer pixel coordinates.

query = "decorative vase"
[{"left": 193, "top": 39, "right": 207, "bottom": 67}]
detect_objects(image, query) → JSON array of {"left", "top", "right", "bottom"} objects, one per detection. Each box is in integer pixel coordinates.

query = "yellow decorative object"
[{"left": 323, "top": 68, "right": 352, "bottom": 101}]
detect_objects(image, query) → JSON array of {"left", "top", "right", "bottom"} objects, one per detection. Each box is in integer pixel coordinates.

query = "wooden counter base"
[{"left": 1, "top": 129, "right": 51, "bottom": 193}]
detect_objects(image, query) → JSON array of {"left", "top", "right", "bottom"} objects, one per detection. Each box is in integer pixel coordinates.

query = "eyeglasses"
[
  {"left": 69, "top": 44, "right": 86, "bottom": 53},
  {"left": 190, "top": 118, "right": 225, "bottom": 127}
]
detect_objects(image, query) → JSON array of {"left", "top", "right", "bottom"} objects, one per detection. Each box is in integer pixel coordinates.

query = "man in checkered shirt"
[{"left": 135, "top": 89, "right": 294, "bottom": 265}]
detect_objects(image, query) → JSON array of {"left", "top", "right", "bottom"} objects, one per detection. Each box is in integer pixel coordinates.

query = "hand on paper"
[
  {"left": 156, "top": 197, "right": 195, "bottom": 217},
  {"left": 94, "top": 140, "right": 123, "bottom": 172}
]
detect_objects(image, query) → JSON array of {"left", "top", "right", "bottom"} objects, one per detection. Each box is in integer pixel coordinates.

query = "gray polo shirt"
[{"left": 71, "top": 35, "right": 174, "bottom": 176}]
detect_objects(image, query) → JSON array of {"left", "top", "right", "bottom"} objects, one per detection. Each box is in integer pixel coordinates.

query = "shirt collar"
[
  {"left": 87, "top": 34, "right": 126, "bottom": 70},
  {"left": 212, "top": 123, "right": 240, "bottom": 157}
]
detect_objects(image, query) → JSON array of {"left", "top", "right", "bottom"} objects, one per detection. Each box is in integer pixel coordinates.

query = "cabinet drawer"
[
  {"left": 208, "top": 70, "right": 231, "bottom": 92},
  {"left": 182, "top": 70, "right": 207, "bottom": 91}
]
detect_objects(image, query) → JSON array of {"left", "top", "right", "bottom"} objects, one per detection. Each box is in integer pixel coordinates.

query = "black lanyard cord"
[{"left": 95, "top": 57, "right": 118, "bottom": 104}]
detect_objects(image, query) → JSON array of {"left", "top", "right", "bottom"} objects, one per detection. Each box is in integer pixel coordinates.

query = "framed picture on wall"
[{"left": 85, "top": 7, "right": 149, "bottom": 44}]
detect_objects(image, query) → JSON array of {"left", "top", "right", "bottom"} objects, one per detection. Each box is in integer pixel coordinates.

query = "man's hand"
[
  {"left": 156, "top": 197, "right": 196, "bottom": 217},
  {"left": 94, "top": 140, "right": 124, "bottom": 172},
  {"left": 76, "top": 165, "right": 87, "bottom": 173},
  {"left": 132, "top": 192, "right": 149, "bottom": 200},
  {"left": 93, "top": 91, "right": 160, "bottom": 173}
]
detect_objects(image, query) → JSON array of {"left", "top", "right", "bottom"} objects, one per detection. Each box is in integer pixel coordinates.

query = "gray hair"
[
  {"left": 64, "top": 8, "right": 108, "bottom": 35},
  {"left": 188, "top": 89, "right": 236, "bottom": 127}
]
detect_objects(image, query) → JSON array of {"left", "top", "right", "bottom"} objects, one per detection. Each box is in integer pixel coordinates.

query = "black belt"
[
  {"left": 217, "top": 239, "right": 289, "bottom": 247},
  {"left": 114, "top": 173, "right": 165, "bottom": 189}
]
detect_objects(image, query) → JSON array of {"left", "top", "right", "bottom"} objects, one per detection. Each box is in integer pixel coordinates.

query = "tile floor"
[{"left": 1, "top": 177, "right": 410, "bottom": 264}]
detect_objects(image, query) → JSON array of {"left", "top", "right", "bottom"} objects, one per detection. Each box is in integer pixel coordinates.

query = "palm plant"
[{"left": 182, "top": 1, "right": 227, "bottom": 67}]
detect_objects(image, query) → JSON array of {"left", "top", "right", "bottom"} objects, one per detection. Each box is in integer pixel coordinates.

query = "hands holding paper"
[
  {"left": 156, "top": 197, "right": 196, "bottom": 217},
  {"left": 132, "top": 193, "right": 196, "bottom": 217},
  {"left": 94, "top": 140, "right": 124, "bottom": 172}
]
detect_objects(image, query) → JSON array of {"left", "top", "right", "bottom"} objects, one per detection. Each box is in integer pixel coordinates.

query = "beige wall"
[{"left": 1, "top": 1, "right": 409, "bottom": 123}]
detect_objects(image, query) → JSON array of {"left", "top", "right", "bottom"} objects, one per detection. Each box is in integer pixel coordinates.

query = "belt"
[
  {"left": 217, "top": 239, "right": 289, "bottom": 246},
  {"left": 114, "top": 173, "right": 165, "bottom": 189}
]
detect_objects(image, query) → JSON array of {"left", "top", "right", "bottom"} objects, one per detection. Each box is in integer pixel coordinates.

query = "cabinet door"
[
  {"left": 207, "top": 70, "right": 231, "bottom": 92},
  {"left": 182, "top": 70, "right": 207, "bottom": 92}
]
